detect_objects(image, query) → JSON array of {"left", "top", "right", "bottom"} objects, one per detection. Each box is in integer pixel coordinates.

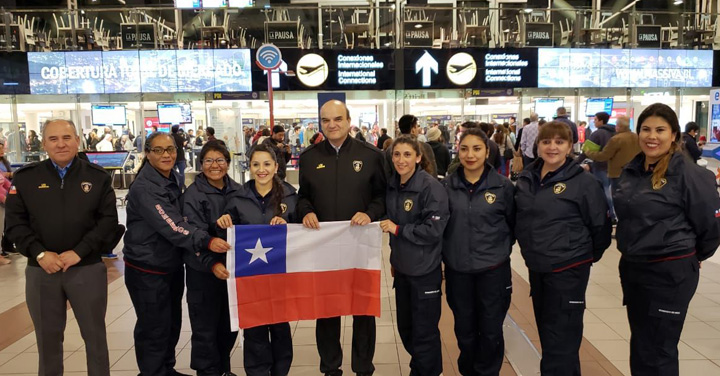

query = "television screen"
[
  {"left": 175, "top": 0, "right": 201, "bottom": 7},
  {"left": 202, "top": 0, "right": 228, "bottom": 7},
  {"left": 228, "top": 0, "right": 253, "bottom": 6},
  {"left": 534, "top": 98, "right": 564, "bottom": 121},
  {"left": 85, "top": 151, "right": 130, "bottom": 170},
  {"left": 157, "top": 103, "right": 192, "bottom": 125},
  {"left": 586, "top": 98, "right": 614, "bottom": 117},
  {"left": 92, "top": 105, "right": 127, "bottom": 126}
]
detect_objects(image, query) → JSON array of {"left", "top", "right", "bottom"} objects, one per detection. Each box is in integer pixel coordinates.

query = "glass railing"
[{"left": 0, "top": 6, "right": 718, "bottom": 51}]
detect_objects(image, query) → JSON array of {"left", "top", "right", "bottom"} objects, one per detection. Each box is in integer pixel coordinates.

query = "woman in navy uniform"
[
  {"left": 123, "top": 132, "right": 231, "bottom": 376},
  {"left": 379, "top": 135, "right": 449, "bottom": 376},
  {"left": 182, "top": 141, "right": 242, "bottom": 376},
  {"left": 217, "top": 143, "right": 297, "bottom": 376},
  {"left": 514, "top": 122, "right": 611, "bottom": 376},
  {"left": 442, "top": 128, "right": 515, "bottom": 376},
  {"left": 613, "top": 103, "right": 720, "bottom": 376}
]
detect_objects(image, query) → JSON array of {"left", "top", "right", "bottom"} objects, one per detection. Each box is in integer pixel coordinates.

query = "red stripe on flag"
[{"left": 235, "top": 268, "right": 381, "bottom": 329}]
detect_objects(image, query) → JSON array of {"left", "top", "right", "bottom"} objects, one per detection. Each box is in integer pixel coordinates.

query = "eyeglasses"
[
  {"left": 202, "top": 158, "right": 229, "bottom": 166},
  {"left": 149, "top": 146, "right": 177, "bottom": 155}
]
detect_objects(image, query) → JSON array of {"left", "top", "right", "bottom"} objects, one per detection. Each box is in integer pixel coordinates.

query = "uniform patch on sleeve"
[
  {"left": 8, "top": 185, "right": 16, "bottom": 194},
  {"left": 715, "top": 209, "right": 720, "bottom": 218}
]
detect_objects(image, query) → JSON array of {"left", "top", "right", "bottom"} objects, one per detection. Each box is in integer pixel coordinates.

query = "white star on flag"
[{"left": 245, "top": 238, "right": 273, "bottom": 264}]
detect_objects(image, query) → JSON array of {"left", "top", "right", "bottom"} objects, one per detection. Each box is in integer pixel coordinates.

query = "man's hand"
[
  {"left": 302, "top": 213, "right": 320, "bottom": 229},
  {"left": 38, "top": 252, "right": 64, "bottom": 274},
  {"left": 581, "top": 164, "right": 591, "bottom": 172},
  {"left": 351, "top": 212, "right": 371, "bottom": 226},
  {"left": 212, "top": 263, "right": 230, "bottom": 280},
  {"left": 216, "top": 214, "right": 233, "bottom": 229},
  {"left": 209, "top": 238, "right": 232, "bottom": 253},
  {"left": 59, "top": 251, "right": 81, "bottom": 272},
  {"left": 379, "top": 219, "right": 398, "bottom": 234},
  {"left": 270, "top": 216, "right": 287, "bottom": 225}
]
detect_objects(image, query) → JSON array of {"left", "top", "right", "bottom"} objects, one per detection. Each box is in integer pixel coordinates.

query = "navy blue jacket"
[
  {"left": 576, "top": 124, "right": 616, "bottom": 172},
  {"left": 225, "top": 180, "right": 298, "bottom": 225},
  {"left": 181, "top": 174, "right": 242, "bottom": 272},
  {"left": 123, "top": 164, "right": 210, "bottom": 272},
  {"left": 298, "top": 136, "right": 386, "bottom": 222},
  {"left": 442, "top": 166, "right": 515, "bottom": 273},
  {"left": 386, "top": 168, "right": 449, "bottom": 276},
  {"left": 515, "top": 158, "right": 612, "bottom": 272},
  {"left": 614, "top": 152, "right": 720, "bottom": 262}
]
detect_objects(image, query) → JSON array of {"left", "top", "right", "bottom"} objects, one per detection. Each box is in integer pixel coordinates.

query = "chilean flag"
[{"left": 227, "top": 221, "right": 382, "bottom": 330}]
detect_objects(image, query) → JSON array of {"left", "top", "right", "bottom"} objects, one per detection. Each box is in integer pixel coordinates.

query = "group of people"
[{"left": 3, "top": 99, "right": 719, "bottom": 376}]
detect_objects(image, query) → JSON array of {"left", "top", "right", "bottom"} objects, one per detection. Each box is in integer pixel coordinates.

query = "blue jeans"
[
  {"left": 592, "top": 169, "right": 615, "bottom": 220},
  {"left": 175, "top": 160, "right": 186, "bottom": 187}
]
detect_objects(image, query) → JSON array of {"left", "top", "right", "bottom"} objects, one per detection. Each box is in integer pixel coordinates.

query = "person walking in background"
[
  {"left": 583, "top": 116, "right": 640, "bottom": 192},
  {"left": 577, "top": 112, "right": 617, "bottom": 222},
  {"left": 6, "top": 119, "right": 119, "bottom": 375},
  {"left": 682, "top": 121, "right": 703, "bottom": 163},
  {"left": 171, "top": 125, "right": 188, "bottom": 185},
  {"left": 519, "top": 113, "right": 540, "bottom": 168},
  {"left": 426, "top": 127, "right": 450, "bottom": 178}
]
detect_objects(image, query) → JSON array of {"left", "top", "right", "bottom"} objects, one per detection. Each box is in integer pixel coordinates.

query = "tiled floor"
[{"left": 1, "top": 210, "right": 720, "bottom": 374}]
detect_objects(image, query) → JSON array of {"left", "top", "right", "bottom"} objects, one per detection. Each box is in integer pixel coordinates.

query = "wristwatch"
[{"left": 36, "top": 252, "right": 46, "bottom": 262}]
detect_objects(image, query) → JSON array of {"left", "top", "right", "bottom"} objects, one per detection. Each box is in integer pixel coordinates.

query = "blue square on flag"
[{"left": 234, "top": 224, "right": 287, "bottom": 277}]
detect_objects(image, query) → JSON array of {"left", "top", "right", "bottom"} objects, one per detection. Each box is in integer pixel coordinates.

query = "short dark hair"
[
  {"left": 206, "top": 127, "right": 216, "bottom": 136},
  {"left": 381, "top": 128, "right": 388, "bottom": 135},
  {"left": 523, "top": 118, "right": 531, "bottom": 126},
  {"left": 398, "top": 115, "right": 418, "bottom": 134},
  {"left": 685, "top": 121, "right": 700, "bottom": 133},
  {"left": 595, "top": 112, "right": 610, "bottom": 125},
  {"left": 199, "top": 140, "right": 231, "bottom": 162},
  {"left": 171, "top": 125, "right": 179, "bottom": 133}
]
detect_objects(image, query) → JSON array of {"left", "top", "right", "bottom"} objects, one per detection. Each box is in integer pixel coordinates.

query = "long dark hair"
[
  {"left": 390, "top": 135, "right": 432, "bottom": 175},
  {"left": 249, "top": 144, "right": 285, "bottom": 217},
  {"left": 636, "top": 103, "right": 681, "bottom": 188},
  {"left": 139, "top": 132, "right": 176, "bottom": 171}
]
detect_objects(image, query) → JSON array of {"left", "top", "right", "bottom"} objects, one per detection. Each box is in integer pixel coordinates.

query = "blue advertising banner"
[
  {"left": 538, "top": 48, "right": 713, "bottom": 88},
  {"left": 27, "top": 49, "right": 252, "bottom": 95}
]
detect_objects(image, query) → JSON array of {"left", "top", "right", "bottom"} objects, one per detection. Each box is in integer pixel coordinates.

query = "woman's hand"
[
  {"left": 209, "top": 237, "right": 231, "bottom": 253},
  {"left": 270, "top": 216, "right": 287, "bottom": 225},
  {"left": 212, "top": 263, "right": 230, "bottom": 280},
  {"left": 379, "top": 219, "right": 398, "bottom": 234},
  {"left": 216, "top": 214, "right": 233, "bottom": 229}
]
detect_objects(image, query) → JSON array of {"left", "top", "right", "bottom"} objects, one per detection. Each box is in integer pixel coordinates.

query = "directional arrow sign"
[
  {"left": 713, "top": 145, "right": 720, "bottom": 161},
  {"left": 415, "top": 51, "right": 438, "bottom": 88},
  {"left": 263, "top": 59, "right": 288, "bottom": 89}
]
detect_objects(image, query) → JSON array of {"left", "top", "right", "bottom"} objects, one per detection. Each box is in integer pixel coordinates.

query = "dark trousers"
[
  {"left": 619, "top": 256, "right": 699, "bottom": 376},
  {"left": 26, "top": 263, "right": 110, "bottom": 376},
  {"left": 243, "top": 323, "right": 293, "bottom": 376},
  {"left": 125, "top": 266, "right": 184, "bottom": 376},
  {"left": 394, "top": 267, "right": 442, "bottom": 376},
  {"left": 529, "top": 263, "right": 590, "bottom": 376},
  {"left": 445, "top": 262, "right": 512, "bottom": 376},
  {"left": 175, "top": 160, "right": 186, "bottom": 186},
  {"left": 186, "top": 268, "right": 239, "bottom": 376},
  {"left": 316, "top": 315, "right": 376, "bottom": 375}
]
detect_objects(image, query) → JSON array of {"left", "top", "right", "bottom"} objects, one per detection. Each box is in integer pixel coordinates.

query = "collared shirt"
[
  {"left": 520, "top": 121, "right": 539, "bottom": 158},
  {"left": 458, "top": 166, "right": 488, "bottom": 194},
  {"left": 51, "top": 159, "right": 73, "bottom": 179},
  {"left": 330, "top": 139, "right": 344, "bottom": 154}
]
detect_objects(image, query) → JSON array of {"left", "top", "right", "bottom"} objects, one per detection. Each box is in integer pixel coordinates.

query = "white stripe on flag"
[
  {"left": 285, "top": 221, "right": 382, "bottom": 273},
  {"left": 226, "top": 227, "right": 240, "bottom": 332}
]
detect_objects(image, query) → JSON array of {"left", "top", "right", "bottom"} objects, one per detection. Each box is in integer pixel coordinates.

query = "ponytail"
[
  {"left": 651, "top": 141, "right": 679, "bottom": 189},
  {"left": 270, "top": 174, "right": 285, "bottom": 217}
]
